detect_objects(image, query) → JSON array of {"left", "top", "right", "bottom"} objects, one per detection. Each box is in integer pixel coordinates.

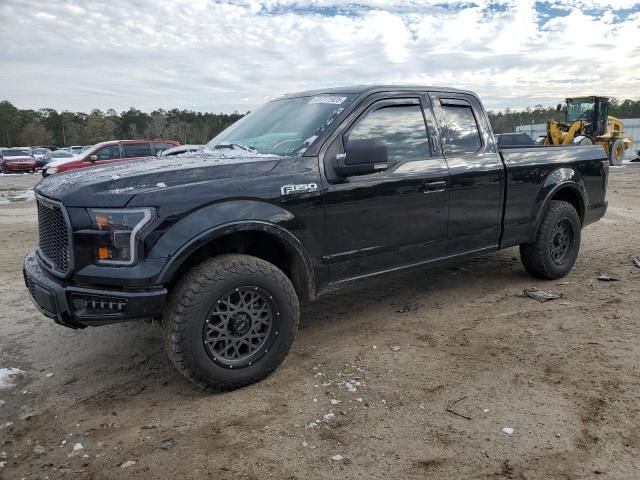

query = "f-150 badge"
[{"left": 281, "top": 183, "right": 319, "bottom": 196}]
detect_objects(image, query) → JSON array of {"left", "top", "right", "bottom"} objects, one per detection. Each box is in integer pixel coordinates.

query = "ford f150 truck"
[{"left": 24, "top": 86, "right": 608, "bottom": 391}]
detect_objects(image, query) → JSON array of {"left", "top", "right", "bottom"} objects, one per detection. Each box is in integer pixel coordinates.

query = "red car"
[
  {"left": 42, "top": 139, "right": 180, "bottom": 176},
  {"left": 1, "top": 148, "right": 37, "bottom": 173}
]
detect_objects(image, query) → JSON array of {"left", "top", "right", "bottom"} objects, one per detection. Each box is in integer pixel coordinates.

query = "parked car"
[
  {"left": 68, "top": 145, "right": 85, "bottom": 155},
  {"left": 158, "top": 144, "right": 203, "bottom": 157},
  {"left": 31, "top": 148, "right": 52, "bottom": 168},
  {"left": 41, "top": 150, "right": 75, "bottom": 167},
  {"left": 42, "top": 139, "right": 180, "bottom": 176},
  {"left": 1, "top": 148, "right": 36, "bottom": 173},
  {"left": 25, "top": 85, "right": 608, "bottom": 391},
  {"left": 495, "top": 132, "right": 536, "bottom": 147}
]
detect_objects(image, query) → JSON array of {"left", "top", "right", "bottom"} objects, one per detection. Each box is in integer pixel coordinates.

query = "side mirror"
[
  {"left": 89, "top": 154, "right": 98, "bottom": 162},
  {"left": 556, "top": 103, "right": 562, "bottom": 112},
  {"left": 334, "top": 139, "right": 388, "bottom": 177}
]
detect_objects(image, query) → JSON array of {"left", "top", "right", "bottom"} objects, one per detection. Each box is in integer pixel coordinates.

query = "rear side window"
[
  {"left": 347, "top": 104, "right": 429, "bottom": 165},
  {"left": 122, "top": 143, "right": 152, "bottom": 158},
  {"left": 440, "top": 103, "right": 482, "bottom": 154},
  {"left": 94, "top": 145, "right": 121, "bottom": 160}
]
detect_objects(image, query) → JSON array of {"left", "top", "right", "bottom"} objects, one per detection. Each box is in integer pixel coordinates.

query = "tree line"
[
  {"left": 0, "top": 100, "right": 245, "bottom": 147},
  {"left": 2, "top": 97, "right": 640, "bottom": 147}
]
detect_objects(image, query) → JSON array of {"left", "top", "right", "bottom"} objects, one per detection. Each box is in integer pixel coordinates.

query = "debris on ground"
[
  {"left": 160, "top": 439, "right": 176, "bottom": 450},
  {"left": 597, "top": 274, "right": 620, "bottom": 282},
  {"left": 0, "top": 368, "right": 25, "bottom": 389},
  {"left": 633, "top": 256, "right": 640, "bottom": 268},
  {"left": 0, "top": 400, "right": 5, "bottom": 408},
  {"left": 73, "top": 443, "right": 83, "bottom": 451},
  {"left": 520, "top": 288, "right": 561, "bottom": 302},
  {"left": 397, "top": 297, "right": 419, "bottom": 313},
  {"left": 388, "top": 344, "right": 401, "bottom": 352},
  {"left": 330, "top": 399, "right": 341, "bottom": 405},
  {"left": 121, "top": 460, "right": 137, "bottom": 468},
  {"left": 502, "top": 427, "right": 514, "bottom": 435},
  {"left": 330, "top": 454, "right": 344, "bottom": 461},
  {"left": 446, "top": 396, "right": 472, "bottom": 420},
  {"left": 32, "top": 446, "right": 46, "bottom": 457}
]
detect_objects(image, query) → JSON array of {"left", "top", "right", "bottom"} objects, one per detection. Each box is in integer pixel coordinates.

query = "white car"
[{"left": 158, "top": 145, "right": 203, "bottom": 157}]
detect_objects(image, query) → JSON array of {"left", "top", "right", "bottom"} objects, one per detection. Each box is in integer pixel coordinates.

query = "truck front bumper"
[{"left": 23, "top": 250, "right": 167, "bottom": 329}]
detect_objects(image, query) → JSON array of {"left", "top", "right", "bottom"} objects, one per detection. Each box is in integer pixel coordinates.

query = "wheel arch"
[
  {"left": 158, "top": 221, "right": 316, "bottom": 302},
  {"left": 534, "top": 177, "right": 586, "bottom": 236}
]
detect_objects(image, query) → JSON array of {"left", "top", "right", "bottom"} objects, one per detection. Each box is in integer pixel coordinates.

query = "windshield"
[
  {"left": 32, "top": 148, "right": 48, "bottom": 154},
  {"left": 567, "top": 100, "right": 595, "bottom": 123},
  {"left": 206, "top": 95, "right": 354, "bottom": 156},
  {"left": 3, "top": 150, "right": 30, "bottom": 157}
]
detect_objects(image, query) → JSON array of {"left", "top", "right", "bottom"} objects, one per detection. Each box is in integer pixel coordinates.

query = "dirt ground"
[{"left": 1, "top": 166, "right": 639, "bottom": 480}]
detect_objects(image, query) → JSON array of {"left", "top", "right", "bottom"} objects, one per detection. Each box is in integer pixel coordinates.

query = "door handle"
[{"left": 422, "top": 180, "right": 447, "bottom": 193}]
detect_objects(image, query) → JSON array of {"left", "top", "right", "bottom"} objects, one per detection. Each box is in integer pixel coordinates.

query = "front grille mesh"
[{"left": 37, "top": 199, "right": 71, "bottom": 275}]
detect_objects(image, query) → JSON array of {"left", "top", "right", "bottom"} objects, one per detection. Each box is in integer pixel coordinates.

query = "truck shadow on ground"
[{"left": 63, "top": 248, "right": 537, "bottom": 402}]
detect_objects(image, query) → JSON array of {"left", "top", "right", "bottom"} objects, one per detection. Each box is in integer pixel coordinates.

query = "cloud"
[{"left": 0, "top": 0, "right": 638, "bottom": 113}]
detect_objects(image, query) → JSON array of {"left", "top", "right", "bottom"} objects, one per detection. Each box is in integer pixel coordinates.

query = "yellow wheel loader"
[{"left": 544, "top": 96, "right": 633, "bottom": 166}]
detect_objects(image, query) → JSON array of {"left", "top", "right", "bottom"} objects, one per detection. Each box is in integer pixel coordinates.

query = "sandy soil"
[{"left": 1, "top": 166, "right": 639, "bottom": 479}]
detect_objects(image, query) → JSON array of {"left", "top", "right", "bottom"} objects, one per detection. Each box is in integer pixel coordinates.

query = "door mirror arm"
[{"left": 333, "top": 139, "right": 389, "bottom": 177}]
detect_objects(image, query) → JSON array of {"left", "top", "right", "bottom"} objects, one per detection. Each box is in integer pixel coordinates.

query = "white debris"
[
  {"left": 0, "top": 400, "right": 5, "bottom": 408},
  {"left": 0, "top": 368, "right": 25, "bottom": 389},
  {"left": 73, "top": 443, "right": 84, "bottom": 451},
  {"left": 356, "top": 398, "right": 363, "bottom": 402},
  {"left": 372, "top": 345, "right": 378, "bottom": 349},
  {"left": 330, "top": 454, "right": 344, "bottom": 461},
  {"left": 323, "top": 412, "right": 335, "bottom": 422},
  {"left": 302, "top": 441, "right": 308, "bottom": 447},
  {"left": 0, "top": 461, "right": 6, "bottom": 469},
  {"left": 46, "top": 373, "right": 54, "bottom": 378},
  {"left": 306, "top": 421, "right": 318, "bottom": 429},
  {"left": 330, "top": 399, "right": 342, "bottom": 405},
  {"left": 502, "top": 427, "right": 514, "bottom": 435},
  {"left": 388, "top": 344, "right": 401, "bottom": 352},
  {"left": 121, "top": 460, "right": 137, "bottom": 468},
  {"left": 345, "top": 382, "right": 357, "bottom": 393},
  {"left": 483, "top": 409, "right": 490, "bottom": 413},
  {"left": 419, "top": 403, "right": 425, "bottom": 409},
  {"left": 33, "top": 445, "right": 46, "bottom": 456},
  {"left": 156, "top": 182, "right": 167, "bottom": 188}
]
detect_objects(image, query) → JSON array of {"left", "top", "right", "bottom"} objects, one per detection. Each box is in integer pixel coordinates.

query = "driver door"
[{"left": 322, "top": 96, "right": 450, "bottom": 281}]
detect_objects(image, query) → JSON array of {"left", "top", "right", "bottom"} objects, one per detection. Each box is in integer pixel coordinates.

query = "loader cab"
[{"left": 566, "top": 96, "right": 609, "bottom": 137}]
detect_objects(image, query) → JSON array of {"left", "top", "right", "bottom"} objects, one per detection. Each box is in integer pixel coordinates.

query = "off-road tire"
[
  {"left": 520, "top": 200, "right": 581, "bottom": 280},
  {"left": 163, "top": 254, "right": 299, "bottom": 391}
]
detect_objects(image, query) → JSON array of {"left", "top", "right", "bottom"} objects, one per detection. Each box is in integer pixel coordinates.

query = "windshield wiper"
[{"left": 212, "top": 142, "right": 256, "bottom": 152}]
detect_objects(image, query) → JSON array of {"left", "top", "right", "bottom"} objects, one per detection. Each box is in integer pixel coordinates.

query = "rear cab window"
[
  {"left": 438, "top": 99, "right": 482, "bottom": 154},
  {"left": 122, "top": 143, "right": 152, "bottom": 158}
]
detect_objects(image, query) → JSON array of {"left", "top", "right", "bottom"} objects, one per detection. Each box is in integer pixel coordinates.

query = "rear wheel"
[
  {"left": 163, "top": 254, "right": 299, "bottom": 391},
  {"left": 520, "top": 200, "right": 581, "bottom": 279},
  {"left": 609, "top": 138, "right": 625, "bottom": 166}
]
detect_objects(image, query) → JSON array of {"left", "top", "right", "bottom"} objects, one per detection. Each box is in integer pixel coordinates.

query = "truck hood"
[{"left": 35, "top": 151, "right": 281, "bottom": 207}]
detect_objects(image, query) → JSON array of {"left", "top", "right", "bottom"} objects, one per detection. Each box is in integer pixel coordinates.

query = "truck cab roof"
[{"left": 277, "top": 84, "right": 476, "bottom": 100}]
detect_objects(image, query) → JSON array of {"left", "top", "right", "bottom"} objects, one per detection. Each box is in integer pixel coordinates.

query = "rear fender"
[{"left": 532, "top": 168, "right": 587, "bottom": 233}]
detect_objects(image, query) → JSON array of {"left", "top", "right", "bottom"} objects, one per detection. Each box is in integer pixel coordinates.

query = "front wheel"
[
  {"left": 163, "top": 254, "right": 299, "bottom": 391},
  {"left": 520, "top": 200, "right": 581, "bottom": 279},
  {"left": 609, "top": 138, "right": 625, "bottom": 166}
]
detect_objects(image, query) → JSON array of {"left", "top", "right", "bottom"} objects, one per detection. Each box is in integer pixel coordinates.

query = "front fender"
[{"left": 148, "top": 200, "right": 316, "bottom": 295}]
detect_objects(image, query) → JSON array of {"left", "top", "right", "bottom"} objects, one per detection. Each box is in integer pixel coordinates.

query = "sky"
[{"left": 1, "top": 0, "right": 639, "bottom": 113}]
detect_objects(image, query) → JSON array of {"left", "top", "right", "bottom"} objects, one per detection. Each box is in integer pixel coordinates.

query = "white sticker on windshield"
[{"left": 308, "top": 96, "right": 347, "bottom": 105}]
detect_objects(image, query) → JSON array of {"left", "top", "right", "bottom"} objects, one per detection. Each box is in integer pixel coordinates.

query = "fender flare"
[
  {"left": 533, "top": 178, "right": 587, "bottom": 235},
  {"left": 156, "top": 220, "right": 316, "bottom": 300}
]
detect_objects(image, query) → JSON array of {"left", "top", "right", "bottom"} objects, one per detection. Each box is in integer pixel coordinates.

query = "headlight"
[{"left": 87, "top": 208, "right": 155, "bottom": 265}]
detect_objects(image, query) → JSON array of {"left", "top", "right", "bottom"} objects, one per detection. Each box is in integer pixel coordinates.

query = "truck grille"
[{"left": 37, "top": 196, "right": 73, "bottom": 277}]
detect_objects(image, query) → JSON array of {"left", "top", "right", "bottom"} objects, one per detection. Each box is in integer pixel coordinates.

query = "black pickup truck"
[{"left": 24, "top": 86, "right": 609, "bottom": 390}]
